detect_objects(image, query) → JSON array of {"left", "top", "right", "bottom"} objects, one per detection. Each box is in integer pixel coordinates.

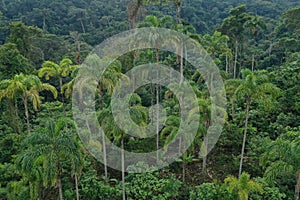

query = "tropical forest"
[{"left": 0, "top": 0, "right": 300, "bottom": 199}]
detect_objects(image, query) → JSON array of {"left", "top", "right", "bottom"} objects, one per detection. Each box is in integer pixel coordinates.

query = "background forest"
[{"left": 0, "top": 0, "right": 300, "bottom": 199}]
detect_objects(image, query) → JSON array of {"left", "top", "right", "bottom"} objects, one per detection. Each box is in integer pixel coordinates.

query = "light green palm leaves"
[{"left": 225, "top": 172, "right": 263, "bottom": 200}]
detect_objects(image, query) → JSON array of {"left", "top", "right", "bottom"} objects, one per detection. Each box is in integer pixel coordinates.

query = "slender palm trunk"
[
  {"left": 98, "top": 83, "right": 103, "bottom": 110},
  {"left": 238, "top": 96, "right": 251, "bottom": 178},
  {"left": 202, "top": 117, "right": 210, "bottom": 177},
  {"left": 295, "top": 171, "right": 300, "bottom": 200},
  {"left": 121, "top": 132, "right": 126, "bottom": 200},
  {"left": 23, "top": 96, "right": 30, "bottom": 133},
  {"left": 251, "top": 54, "right": 255, "bottom": 72},
  {"left": 156, "top": 48, "right": 160, "bottom": 164},
  {"left": 234, "top": 39, "right": 238, "bottom": 79},
  {"left": 79, "top": 19, "right": 85, "bottom": 33},
  {"left": 59, "top": 77, "right": 66, "bottom": 116},
  {"left": 226, "top": 53, "right": 229, "bottom": 73},
  {"left": 9, "top": 99, "right": 20, "bottom": 133},
  {"left": 180, "top": 43, "right": 183, "bottom": 82},
  {"left": 57, "top": 176, "right": 63, "bottom": 200},
  {"left": 102, "top": 122, "right": 108, "bottom": 183},
  {"left": 42, "top": 15, "right": 46, "bottom": 32},
  {"left": 202, "top": 154, "right": 207, "bottom": 176},
  {"left": 225, "top": 41, "right": 229, "bottom": 74},
  {"left": 75, "top": 173, "right": 79, "bottom": 200}
]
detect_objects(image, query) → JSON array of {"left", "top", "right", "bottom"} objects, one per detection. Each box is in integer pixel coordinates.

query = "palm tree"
[
  {"left": 225, "top": 172, "right": 263, "bottom": 200},
  {"left": 261, "top": 130, "right": 300, "bottom": 200},
  {"left": 225, "top": 78, "right": 243, "bottom": 121},
  {"left": 38, "top": 58, "right": 77, "bottom": 111},
  {"left": 17, "top": 118, "right": 81, "bottom": 200},
  {"left": 138, "top": 15, "right": 173, "bottom": 164},
  {"left": 0, "top": 73, "right": 57, "bottom": 132},
  {"left": 74, "top": 54, "right": 128, "bottom": 110},
  {"left": 235, "top": 69, "right": 281, "bottom": 178},
  {"left": 98, "top": 93, "right": 148, "bottom": 200}
]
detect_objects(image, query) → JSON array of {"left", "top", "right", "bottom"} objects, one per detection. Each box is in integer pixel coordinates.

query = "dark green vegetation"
[{"left": 0, "top": 0, "right": 300, "bottom": 199}]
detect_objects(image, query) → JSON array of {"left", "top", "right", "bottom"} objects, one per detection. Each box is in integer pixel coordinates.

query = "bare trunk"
[
  {"left": 225, "top": 41, "right": 229, "bottom": 73},
  {"left": 295, "top": 171, "right": 300, "bottom": 200},
  {"left": 156, "top": 48, "right": 160, "bottom": 164},
  {"left": 76, "top": 39, "right": 81, "bottom": 64},
  {"left": 9, "top": 99, "right": 20, "bottom": 133},
  {"left": 98, "top": 83, "right": 103, "bottom": 110},
  {"left": 226, "top": 53, "right": 229, "bottom": 73},
  {"left": 180, "top": 43, "right": 183, "bottom": 82},
  {"left": 57, "top": 177, "right": 63, "bottom": 200},
  {"left": 102, "top": 122, "right": 108, "bottom": 183},
  {"left": 75, "top": 173, "right": 79, "bottom": 200},
  {"left": 59, "top": 77, "right": 66, "bottom": 116},
  {"left": 23, "top": 96, "right": 30, "bottom": 133},
  {"left": 238, "top": 96, "right": 251, "bottom": 179},
  {"left": 251, "top": 54, "right": 255, "bottom": 72},
  {"left": 80, "top": 19, "right": 86, "bottom": 33},
  {"left": 234, "top": 39, "right": 238, "bottom": 79},
  {"left": 121, "top": 133, "right": 126, "bottom": 200},
  {"left": 202, "top": 155, "right": 207, "bottom": 176},
  {"left": 43, "top": 15, "right": 46, "bottom": 32}
]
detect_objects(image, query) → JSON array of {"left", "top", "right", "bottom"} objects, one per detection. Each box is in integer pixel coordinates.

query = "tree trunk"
[
  {"left": 251, "top": 54, "right": 255, "bottom": 72},
  {"left": 295, "top": 171, "right": 300, "bottom": 200},
  {"left": 9, "top": 99, "right": 21, "bottom": 133},
  {"left": 102, "top": 122, "right": 108, "bottom": 183},
  {"left": 57, "top": 176, "right": 63, "bottom": 200},
  {"left": 156, "top": 48, "right": 160, "bottom": 164},
  {"left": 98, "top": 83, "right": 103, "bottom": 110},
  {"left": 202, "top": 154, "right": 207, "bottom": 176},
  {"left": 23, "top": 96, "right": 31, "bottom": 133},
  {"left": 180, "top": 43, "right": 183, "bottom": 82},
  {"left": 59, "top": 77, "right": 66, "bottom": 116},
  {"left": 226, "top": 53, "right": 229, "bottom": 74},
  {"left": 75, "top": 173, "right": 79, "bottom": 200},
  {"left": 234, "top": 39, "right": 238, "bottom": 79},
  {"left": 42, "top": 15, "right": 46, "bottom": 32},
  {"left": 121, "top": 132, "right": 126, "bottom": 200},
  {"left": 238, "top": 96, "right": 251, "bottom": 179},
  {"left": 79, "top": 19, "right": 86, "bottom": 33}
]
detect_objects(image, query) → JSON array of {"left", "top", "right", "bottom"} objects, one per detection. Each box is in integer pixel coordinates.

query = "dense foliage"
[{"left": 0, "top": 0, "right": 300, "bottom": 199}]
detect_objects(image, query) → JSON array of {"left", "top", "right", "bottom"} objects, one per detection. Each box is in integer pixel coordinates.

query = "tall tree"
[
  {"left": 219, "top": 5, "right": 253, "bottom": 78},
  {"left": 7, "top": 21, "right": 43, "bottom": 64},
  {"left": 0, "top": 43, "right": 33, "bottom": 80},
  {"left": 17, "top": 118, "right": 81, "bottom": 200},
  {"left": 38, "top": 58, "right": 77, "bottom": 112},
  {"left": 138, "top": 15, "right": 173, "bottom": 164},
  {"left": 0, "top": 73, "right": 57, "bottom": 132},
  {"left": 244, "top": 15, "right": 266, "bottom": 71},
  {"left": 234, "top": 69, "right": 281, "bottom": 178}
]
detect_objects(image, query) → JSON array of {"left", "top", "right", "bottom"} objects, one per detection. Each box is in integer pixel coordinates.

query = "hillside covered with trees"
[{"left": 0, "top": 0, "right": 300, "bottom": 199}]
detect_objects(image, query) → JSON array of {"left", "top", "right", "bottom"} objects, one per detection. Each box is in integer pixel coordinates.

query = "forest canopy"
[{"left": 0, "top": 0, "right": 300, "bottom": 200}]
